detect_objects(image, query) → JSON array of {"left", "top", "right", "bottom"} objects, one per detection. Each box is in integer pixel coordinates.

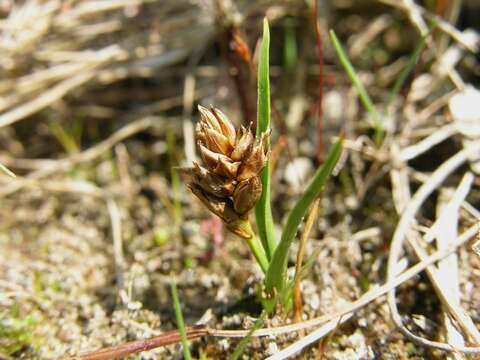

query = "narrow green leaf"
[
  {"left": 386, "top": 35, "right": 426, "bottom": 110},
  {"left": 255, "top": 18, "right": 276, "bottom": 260},
  {"left": 274, "top": 248, "right": 323, "bottom": 311},
  {"left": 248, "top": 235, "right": 269, "bottom": 273},
  {"left": 284, "top": 18, "right": 297, "bottom": 72},
  {"left": 170, "top": 278, "right": 192, "bottom": 360},
  {"left": 279, "top": 244, "right": 321, "bottom": 311},
  {"left": 265, "top": 138, "right": 343, "bottom": 294},
  {"left": 228, "top": 311, "right": 267, "bottom": 360},
  {"left": 329, "top": 30, "right": 383, "bottom": 144}
]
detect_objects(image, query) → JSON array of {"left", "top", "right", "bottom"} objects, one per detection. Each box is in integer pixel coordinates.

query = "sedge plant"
[{"left": 182, "top": 19, "right": 343, "bottom": 311}]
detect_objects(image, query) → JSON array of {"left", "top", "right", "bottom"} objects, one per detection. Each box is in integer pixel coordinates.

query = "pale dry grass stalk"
[
  {"left": 107, "top": 199, "right": 125, "bottom": 294},
  {"left": 0, "top": 115, "right": 155, "bottom": 197},
  {"left": 378, "top": 0, "right": 479, "bottom": 53},
  {"left": 293, "top": 198, "right": 320, "bottom": 323},
  {"left": 388, "top": 143, "right": 480, "bottom": 352},
  {"left": 265, "top": 313, "right": 353, "bottom": 360},
  {"left": 0, "top": 0, "right": 214, "bottom": 129}
]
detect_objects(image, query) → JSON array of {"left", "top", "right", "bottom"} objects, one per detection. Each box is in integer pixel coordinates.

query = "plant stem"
[
  {"left": 313, "top": 0, "right": 325, "bottom": 163},
  {"left": 245, "top": 222, "right": 269, "bottom": 274},
  {"left": 171, "top": 278, "right": 192, "bottom": 360}
]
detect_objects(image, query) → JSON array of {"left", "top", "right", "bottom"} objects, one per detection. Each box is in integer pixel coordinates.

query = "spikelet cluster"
[{"left": 182, "top": 105, "right": 269, "bottom": 238}]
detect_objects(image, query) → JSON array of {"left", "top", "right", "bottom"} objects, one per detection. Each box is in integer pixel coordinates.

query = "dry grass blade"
[
  {"left": 0, "top": 72, "right": 95, "bottom": 128},
  {"left": 0, "top": 162, "right": 15, "bottom": 178},
  {"left": 0, "top": 116, "right": 155, "bottom": 197},
  {"left": 387, "top": 143, "right": 480, "bottom": 352},
  {"left": 0, "top": 0, "right": 212, "bottom": 129},
  {"left": 399, "top": 124, "right": 457, "bottom": 162},
  {"left": 422, "top": 173, "right": 478, "bottom": 346},
  {"left": 107, "top": 199, "right": 125, "bottom": 295},
  {"left": 293, "top": 198, "right": 320, "bottom": 322},
  {"left": 378, "top": 0, "right": 478, "bottom": 53},
  {"left": 266, "top": 314, "right": 353, "bottom": 360}
]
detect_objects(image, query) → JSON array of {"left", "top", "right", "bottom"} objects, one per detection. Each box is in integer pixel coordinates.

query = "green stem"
[
  {"left": 170, "top": 278, "right": 192, "bottom": 360},
  {"left": 245, "top": 222, "right": 269, "bottom": 274}
]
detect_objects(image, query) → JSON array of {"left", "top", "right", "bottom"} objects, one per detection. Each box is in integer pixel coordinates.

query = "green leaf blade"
[
  {"left": 255, "top": 18, "right": 277, "bottom": 260},
  {"left": 329, "top": 30, "right": 383, "bottom": 144},
  {"left": 386, "top": 35, "right": 426, "bottom": 110},
  {"left": 265, "top": 138, "right": 344, "bottom": 294},
  {"left": 228, "top": 312, "right": 267, "bottom": 360}
]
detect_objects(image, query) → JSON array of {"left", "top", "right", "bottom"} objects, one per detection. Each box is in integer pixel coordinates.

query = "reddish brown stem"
[
  {"left": 434, "top": 0, "right": 449, "bottom": 18},
  {"left": 269, "top": 134, "right": 287, "bottom": 174},
  {"left": 313, "top": 0, "right": 325, "bottom": 164},
  {"left": 213, "top": 0, "right": 256, "bottom": 128},
  {"left": 67, "top": 325, "right": 208, "bottom": 360},
  {"left": 222, "top": 26, "right": 256, "bottom": 128}
]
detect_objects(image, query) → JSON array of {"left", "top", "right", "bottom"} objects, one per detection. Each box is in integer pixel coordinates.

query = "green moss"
[{"left": 0, "top": 307, "right": 39, "bottom": 356}]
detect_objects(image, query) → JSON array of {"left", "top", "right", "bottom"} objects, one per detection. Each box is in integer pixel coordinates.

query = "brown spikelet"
[{"left": 182, "top": 106, "right": 269, "bottom": 239}]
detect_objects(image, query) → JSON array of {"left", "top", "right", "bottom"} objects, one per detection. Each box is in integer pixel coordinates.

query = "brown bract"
[{"left": 182, "top": 105, "right": 269, "bottom": 239}]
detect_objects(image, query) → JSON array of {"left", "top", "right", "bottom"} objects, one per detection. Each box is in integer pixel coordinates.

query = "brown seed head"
[
  {"left": 180, "top": 163, "right": 235, "bottom": 198},
  {"left": 232, "top": 176, "right": 262, "bottom": 216},
  {"left": 188, "top": 184, "right": 252, "bottom": 238},
  {"left": 209, "top": 107, "right": 236, "bottom": 146},
  {"left": 183, "top": 106, "right": 270, "bottom": 239},
  {"left": 231, "top": 123, "right": 254, "bottom": 161},
  {"left": 237, "top": 131, "right": 269, "bottom": 181},
  {"left": 198, "top": 142, "right": 240, "bottom": 178},
  {"left": 198, "top": 105, "right": 236, "bottom": 148}
]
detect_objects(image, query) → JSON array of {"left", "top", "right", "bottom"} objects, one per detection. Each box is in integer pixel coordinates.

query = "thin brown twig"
[
  {"left": 214, "top": 0, "right": 256, "bottom": 127},
  {"left": 269, "top": 134, "right": 287, "bottom": 174},
  {"left": 67, "top": 325, "right": 208, "bottom": 360}
]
